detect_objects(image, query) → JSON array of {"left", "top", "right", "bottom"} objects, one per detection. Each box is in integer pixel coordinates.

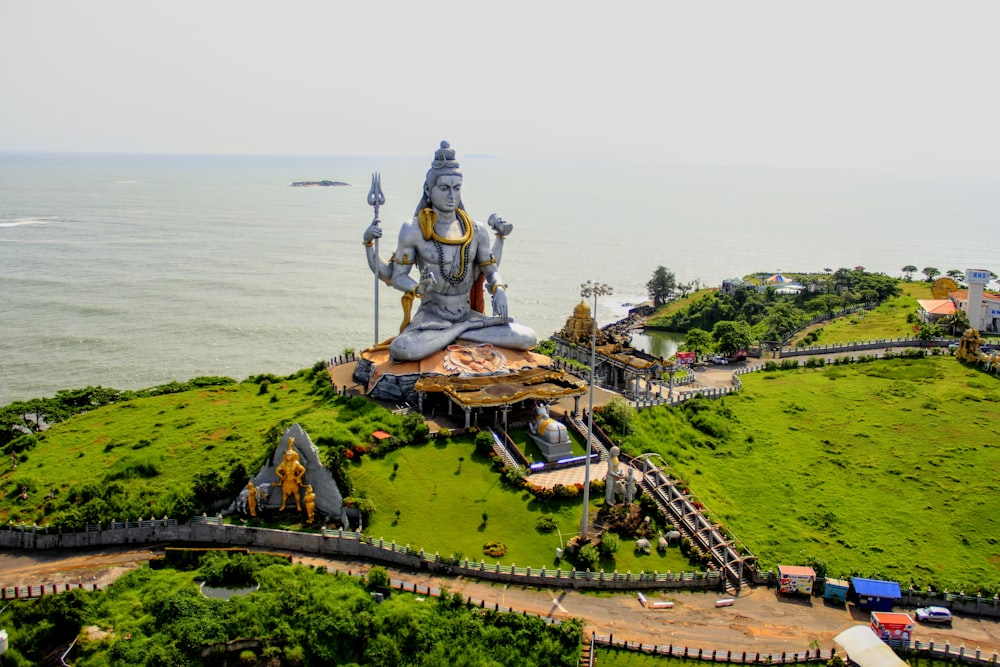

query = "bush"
[
  {"left": 599, "top": 532, "right": 620, "bottom": 556},
  {"left": 366, "top": 566, "right": 389, "bottom": 590},
  {"left": 474, "top": 430, "right": 495, "bottom": 456},
  {"left": 575, "top": 543, "right": 600, "bottom": 571},
  {"left": 501, "top": 465, "right": 526, "bottom": 488},
  {"left": 483, "top": 541, "right": 507, "bottom": 557},
  {"left": 535, "top": 514, "right": 558, "bottom": 533}
]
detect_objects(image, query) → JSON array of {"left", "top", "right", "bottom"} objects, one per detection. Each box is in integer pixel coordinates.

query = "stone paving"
[{"left": 527, "top": 460, "right": 646, "bottom": 489}]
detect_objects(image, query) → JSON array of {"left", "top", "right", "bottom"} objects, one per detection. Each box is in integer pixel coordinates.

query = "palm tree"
[{"left": 939, "top": 309, "right": 970, "bottom": 336}]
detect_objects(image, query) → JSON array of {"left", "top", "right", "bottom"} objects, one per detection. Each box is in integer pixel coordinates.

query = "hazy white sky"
[{"left": 2, "top": 0, "right": 998, "bottom": 171}]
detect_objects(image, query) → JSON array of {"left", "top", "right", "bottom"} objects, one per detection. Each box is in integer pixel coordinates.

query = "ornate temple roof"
[{"left": 415, "top": 366, "right": 587, "bottom": 408}]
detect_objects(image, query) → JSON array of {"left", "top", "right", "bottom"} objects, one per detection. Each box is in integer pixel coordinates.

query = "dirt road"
[{"left": 3, "top": 547, "right": 998, "bottom": 656}]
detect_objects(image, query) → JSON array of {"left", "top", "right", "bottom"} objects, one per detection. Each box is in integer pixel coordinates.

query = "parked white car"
[{"left": 915, "top": 606, "right": 952, "bottom": 624}]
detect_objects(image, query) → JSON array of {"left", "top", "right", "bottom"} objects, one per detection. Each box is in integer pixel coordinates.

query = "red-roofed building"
[
  {"left": 916, "top": 299, "right": 956, "bottom": 323},
  {"left": 949, "top": 290, "right": 1000, "bottom": 333}
]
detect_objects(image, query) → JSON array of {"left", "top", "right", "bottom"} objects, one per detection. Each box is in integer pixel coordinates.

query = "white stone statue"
[
  {"left": 363, "top": 141, "right": 537, "bottom": 362},
  {"left": 605, "top": 445, "right": 622, "bottom": 505}
]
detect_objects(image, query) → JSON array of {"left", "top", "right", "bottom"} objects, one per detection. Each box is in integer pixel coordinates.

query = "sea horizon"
[{"left": 2, "top": 152, "right": 998, "bottom": 406}]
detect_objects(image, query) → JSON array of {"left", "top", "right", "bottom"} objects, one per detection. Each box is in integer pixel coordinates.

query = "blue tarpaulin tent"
[{"left": 851, "top": 577, "right": 902, "bottom": 611}]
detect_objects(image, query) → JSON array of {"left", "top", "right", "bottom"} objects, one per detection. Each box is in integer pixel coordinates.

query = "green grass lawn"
[
  {"left": 628, "top": 355, "right": 1000, "bottom": 592},
  {"left": 350, "top": 438, "right": 692, "bottom": 574},
  {"left": 793, "top": 282, "right": 934, "bottom": 346},
  {"left": 2, "top": 374, "right": 347, "bottom": 525},
  {"left": 6, "top": 339, "right": 999, "bottom": 591}
]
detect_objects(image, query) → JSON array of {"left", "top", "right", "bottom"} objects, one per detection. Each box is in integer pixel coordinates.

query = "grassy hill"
[
  {"left": 0, "top": 366, "right": 692, "bottom": 575},
  {"left": 626, "top": 354, "right": 1000, "bottom": 593},
  {"left": 4, "top": 279, "right": 1000, "bottom": 592},
  {"left": 791, "top": 281, "right": 934, "bottom": 345},
  {"left": 645, "top": 288, "right": 716, "bottom": 329}
]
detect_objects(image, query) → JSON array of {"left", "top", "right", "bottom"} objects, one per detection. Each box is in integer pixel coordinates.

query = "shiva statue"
[
  {"left": 274, "top": 438, "right": 307, "bottom": 512},
  {"left": 363, "top": 141, "right": 537, "bottom": 362}
]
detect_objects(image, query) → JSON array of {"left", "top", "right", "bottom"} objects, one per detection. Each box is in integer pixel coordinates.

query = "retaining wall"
[{"left": 0, "top": 520, "right": 720, "bottom": 592}]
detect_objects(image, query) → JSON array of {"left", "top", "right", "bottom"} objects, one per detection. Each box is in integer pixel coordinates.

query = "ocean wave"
[{"left": 0, "top": 217, "right": 54, "bottom": 228}]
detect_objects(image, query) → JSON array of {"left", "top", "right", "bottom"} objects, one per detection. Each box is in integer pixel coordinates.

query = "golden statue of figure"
[
  {"left": 275, "top": 438, "right": 306, "bottom": 511},
  {"left": 246, "top": 481, "right": 258, "bottom": 517},
  {"left": 303, "top": 484, "right": 316, "bottom": 523}
]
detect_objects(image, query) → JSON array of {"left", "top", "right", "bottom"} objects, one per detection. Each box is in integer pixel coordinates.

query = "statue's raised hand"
[
  {"left": 488, "top": 214, "right": 513, "bottom": 238},
  {"left": 363, "top": 220, "right": 383, "bottom": 244}
]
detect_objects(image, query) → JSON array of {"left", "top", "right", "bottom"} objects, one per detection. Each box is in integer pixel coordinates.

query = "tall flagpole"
[
  {"left": 367, "top": 173, "right": 385, "bottom": 345},
  {"left": 579, "top": 280, "right": 613, "bottom": 540}
]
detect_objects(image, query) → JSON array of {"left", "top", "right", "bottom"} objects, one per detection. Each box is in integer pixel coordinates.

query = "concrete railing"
[
  {"left": 0, "top": 519, "right": 722, "bottom": 593},
  {"left": 779, "top": 337, "right": 954, "bottom": 358}
]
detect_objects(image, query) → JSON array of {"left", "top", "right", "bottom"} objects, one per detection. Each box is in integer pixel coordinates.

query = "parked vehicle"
[{"left": 915, "top": 606, "right": 952, "bottom": 624}]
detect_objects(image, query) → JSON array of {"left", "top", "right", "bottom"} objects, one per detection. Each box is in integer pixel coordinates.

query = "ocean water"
[{"left": 2, "top": 152, "right": 998, "bottom": 406}]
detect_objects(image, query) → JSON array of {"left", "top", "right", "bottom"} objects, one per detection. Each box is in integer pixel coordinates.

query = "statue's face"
[{"left": 428, "top": 175, "right": 462, "bottom": 213}]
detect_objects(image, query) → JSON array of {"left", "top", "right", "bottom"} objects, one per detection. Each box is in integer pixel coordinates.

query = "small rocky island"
[{"left": 290, "top": 180, "right": 350, "bottom": 187}]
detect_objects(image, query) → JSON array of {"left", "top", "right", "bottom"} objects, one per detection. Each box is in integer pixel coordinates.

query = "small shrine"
[{"left": 229, "top": 424, "right": 352, "bottom": 528}]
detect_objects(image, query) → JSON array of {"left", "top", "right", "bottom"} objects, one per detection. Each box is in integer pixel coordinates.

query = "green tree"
[
  {"left": 922, "top": 267, "right": 941, "bottom": 282},
  {"left": 915, "top": 321, "right": 942, "bottom": 340},
  {"left": 366, "top": 565, "right": 390, "bottom": 590},
  {"left": 712, "top": 320, "right": 754, "bottom": 356},
  {"left": 597, "top": 396, "right": 637, "bottom": 443},
  {"left": 901, "top": 265, "right": 918, "bottom": 281},
  {"left": 646, "top": 266, "right": 677, "bottom": 307},
  {"left": 756, "top": 302, "right": 809, "bottom": 342},
  {"left": 832, "top": 268, "right": 853, "bottom": 292},
  {"left": 683, "top": 328, "right": 714, "bottom": 356},
  {"left": 938, "top": 309, "right": 969, "bottom": 336},
  {"left": 806, "top": 293, "right": 842, "bottom": 319}
]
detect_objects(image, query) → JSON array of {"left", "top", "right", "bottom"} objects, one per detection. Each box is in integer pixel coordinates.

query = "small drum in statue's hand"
[{"left": 488, "top": 213, "right": 513, "bottom": 238}]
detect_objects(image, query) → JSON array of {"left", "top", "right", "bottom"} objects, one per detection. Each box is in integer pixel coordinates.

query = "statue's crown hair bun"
[{"left": 431, "top": 140, "right": 460, "bottom": 170}]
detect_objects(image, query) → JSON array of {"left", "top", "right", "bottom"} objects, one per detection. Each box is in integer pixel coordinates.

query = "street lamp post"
[{"left": 579, "top": 280, "right": 613, "bottom": 540}]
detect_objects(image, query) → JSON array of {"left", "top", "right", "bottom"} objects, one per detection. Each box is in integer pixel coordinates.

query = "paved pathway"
[{"left": 4, "top": 548, "right": 998, "bottom": 656}]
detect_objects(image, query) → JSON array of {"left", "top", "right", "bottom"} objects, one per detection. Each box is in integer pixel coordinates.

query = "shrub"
[
  {"left": 599, "top": 532, "right": 620, "bottom": 556},
  {"left": 483, "top": 541, "right": 507, "bottom": 557},
  {"left": 501, "top": 465, "right": 526, "bottom": 488},
  {"left": 575, "top": 543, "right": 600, "bottom": 571},
  {"left": 535, "top": 514, "right": 558, "bottom": 533},
  {"left": 474, "top": 430, "right": 495, "bottom": 456},
  {"left": 366, "top": 566, "right": 390, "bottom": 590},
  {"left": 551, "top": 483, "right": 579, "bottom": 499}
]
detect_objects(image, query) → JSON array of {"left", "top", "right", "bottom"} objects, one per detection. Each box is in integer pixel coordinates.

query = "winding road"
[{"left": 2, "top": 546, "right": 998, "bottom": 656}]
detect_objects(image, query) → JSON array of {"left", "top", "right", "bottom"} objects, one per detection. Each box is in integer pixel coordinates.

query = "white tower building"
[{"left": 965, "top": 269, "right": 990, "bottom": 331}]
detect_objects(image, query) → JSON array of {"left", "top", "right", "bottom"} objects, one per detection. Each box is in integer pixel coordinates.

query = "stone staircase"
[
  {"left": 579, "top": 632, "right": 595, "bottom": 667},
  {"left": 637, "top": 461, "right": 753, "bottom": 593}
]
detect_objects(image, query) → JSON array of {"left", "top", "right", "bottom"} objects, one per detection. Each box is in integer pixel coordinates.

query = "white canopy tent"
[{"left": 834, "top": 625, "right": 907, "bottom": 667}]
